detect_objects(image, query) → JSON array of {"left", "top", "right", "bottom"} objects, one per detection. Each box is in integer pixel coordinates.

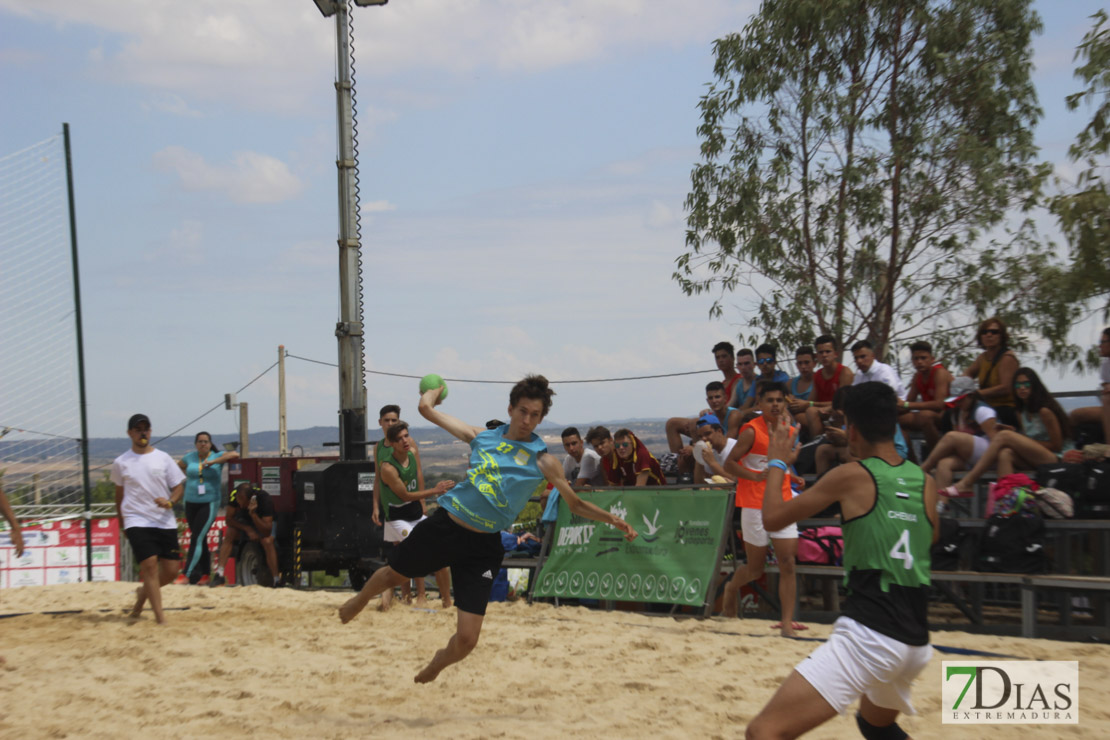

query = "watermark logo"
[{"left": 942, "top": 661, "right": 1077, "bottom": 724}]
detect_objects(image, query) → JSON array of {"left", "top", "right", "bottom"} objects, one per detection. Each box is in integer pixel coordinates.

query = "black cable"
[
  {"left": 150, "top": 359, "right": 280, "bottom": 445},
  {"left": 0, "top": 425, "right": 79, "bottom": 441}
]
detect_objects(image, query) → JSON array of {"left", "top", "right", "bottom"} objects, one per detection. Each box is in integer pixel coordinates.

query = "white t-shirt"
[
  {"left": 1100, "top": 357, "right": 1110, "bottom": 386},
  {"left": 853, "top": 360, "right": 907, "bottom": 399},
  {"left": 696, "top": 437, "right": 738, "bottom": 476},
  {"left": 110, "top": 448, "right": 186, "bottom": 529},
  {"left": 563, "top": 448, "right": 606, "bottom": 486}
]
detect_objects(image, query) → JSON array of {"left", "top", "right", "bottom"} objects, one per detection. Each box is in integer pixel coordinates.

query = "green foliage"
[
  {"left": 91, "top": 471, "right": 116, "bottom": 505},
  {"left": 677, "top": 0, "right": 1051, "bottom": 366}
]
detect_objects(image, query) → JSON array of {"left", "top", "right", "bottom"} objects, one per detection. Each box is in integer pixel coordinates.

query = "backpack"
[
  {"left": 930, "top": 517, "right": 965, "bottom": 571},
  {"left": 1036, "top": 462, "right": 1087, "bottom": 496},
  {"left": 797, "top": 526, "right": 843, "bottom": 565},
  {"left": 1034, "top": 488, "right": 1074, "bottom": 519},
  {"left": 1076, "top": 461, "right": 1110, "bottom": 519},
  {"left": 984, "top": 473, "right": 1038, "bottom": 517},
  {"left": 974, "top": 513, "right": 1047, "bottom": 574}
]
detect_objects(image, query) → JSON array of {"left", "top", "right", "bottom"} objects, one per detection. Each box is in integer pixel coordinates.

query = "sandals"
[
  {"left": 941, "top": 485, "right": 974, "bottom": 498},
  {"left": 771, "top": 622, "right": 808, "bottom": 631}
]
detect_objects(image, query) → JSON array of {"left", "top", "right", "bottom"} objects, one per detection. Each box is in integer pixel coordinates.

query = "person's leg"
[
  {"left": 815, "top": 444, "right": 836, "bottom": 476},
  {"left": 414, "top": 609, "right": 484, "bottom": 684},
  {"left": 183, "top": 502, "right": 203, "bottom": 582},
  {"left": 771, "top": 537, "right": 798, "bottom": 637},
  {"left": 997, "top": 447, "right": 1017, "bottom": 477},
  {"left": 920, "top": 432, "right": 969, "bottom": 475},
  {"left": 722, "top": 540, "right": 769, "bottom": 618},
  {"left": 260, "top": 535, "right": 280, "bottom": 580},
  {"left": 435, "top": 568, "right": 452, "bottom": 608},
  {"left": 414, "top": 576, "right": 428, "bottom": 606},
  {"left": 745, "top": 669, "right": 838, "bottom": 740},
  {"left": 216, "top": 527, "right": 238, "bottom": 575},
  {"left": 955, "top": 430, "right": 1057, "bottom": 491},
  {"left": 933, "top": 456, "right": 962, "bottom": 489},
  {"left": 132, "top": 555, "right": 179, "bottom": 624},
  {"left": 339, "top": 565, "right": 409, "bottom": 622},
  {"left": 918, "top": 410, "right": 941, "bottom": 449},
  {"left": 803, "top": 406, "right": 824, "bottom": 440},
  {"left": 856, "top": 696, "right": 905, "bottom": 740}
]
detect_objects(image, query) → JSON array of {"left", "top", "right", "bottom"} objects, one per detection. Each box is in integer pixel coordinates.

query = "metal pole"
[
  {"left": 239, "top": 402, "right": 249, "bottom": 457},
  {"left": 278, "top": 345, "right": 288, "bottom": 456},
  {"left": 333, "top": 1, "right": 368, "bottom": 461},
  {"left": 63, "top": 123, "right": 95, "bottom": 583}
]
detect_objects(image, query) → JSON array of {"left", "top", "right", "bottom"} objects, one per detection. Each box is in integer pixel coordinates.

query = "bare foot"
[
  {"left": 414, "top": 596, "right": 428, "bottom": 608},
  {"left": 338, "top": 598, "right": 364, "bottom": 624},
  {"left": 129, "top": 587, "right": 145, "bottom": 619},
  {"left": 414, "top": 650, "right": 447, "bottom": 684},
  {"left": 441, "top": 596, "right": 452, "bottom": 609},
  {"left": 720, "top": 583, "right": 738, "bottom": 618},
  {"left": 377, "top": 597, "right": 392, "bottom": 613}
]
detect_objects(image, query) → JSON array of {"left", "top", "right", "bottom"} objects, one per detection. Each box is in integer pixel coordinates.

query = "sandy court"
[{"left": 1, "top": 583, "right": 1108, "bottom": 739}]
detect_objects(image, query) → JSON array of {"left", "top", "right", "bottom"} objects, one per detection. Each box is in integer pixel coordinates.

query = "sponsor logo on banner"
[{"left": 942, "top": 661, "right": 1078, "bottom": 724}]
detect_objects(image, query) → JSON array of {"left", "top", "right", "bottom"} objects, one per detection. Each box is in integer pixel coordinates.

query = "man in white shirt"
[
  {"left": 850, "top": 340, "right": 906, "bottom": 399},
  {"left": 560, "top": 427, "right": 606, "bottom": 487},
  {"left": 692, "top": 414, "right": 737, "bottom": 484},
  {"left": 110, "top": 413, "right": 186, "bottom": 624}
]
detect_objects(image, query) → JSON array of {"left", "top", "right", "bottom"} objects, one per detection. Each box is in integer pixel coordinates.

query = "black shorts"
[
  {"left": 125, "top": 527, "right": 181, "bottom": 563},
  {"left": 388, "top": 507, "right": 503, "bottom": 616}
]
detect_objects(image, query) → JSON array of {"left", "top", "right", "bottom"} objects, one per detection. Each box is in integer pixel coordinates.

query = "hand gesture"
[
  {"left": 766, "top": 413, "right": 794, "bottom": 462},
  {"left": 787, "top": 399, "right": 809, "bottom": 414},
  {"left": 154, "top": 497, "right": 173, "bottom": 509},
  {"left": 421, "top": 386, "right": 445, "bottom": 407},
  {"left": 433, "top": 480, "right": 456, "bottom": 495},
  {"left": 825, "top": 426, "right": 848, "bottom": 447},
  {"left": 372, "top": 508, "right": 381, "bottom": 526},
  {"left": 10, "top": 528, "right": 24, "bottom": 557},
  {"left": 612, "top": 517, "right": 638, "bottom": 541}
]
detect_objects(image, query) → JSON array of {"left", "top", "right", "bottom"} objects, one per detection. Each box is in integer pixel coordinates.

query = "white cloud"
[
  {"left": 142, "top": 92, "right": 203, "bottom": 118},
  {"left": 152, "top": 145, "right": 303, "bottom": 203},
  {"left": 360, "top": 200, "right": 397, "bottom": 214},
  {"left": 645, "top": 199, "right": 678, "bottom": 229}
]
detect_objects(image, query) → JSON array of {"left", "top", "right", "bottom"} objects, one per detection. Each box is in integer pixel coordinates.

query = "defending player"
[
  {"left": 339, "top": 375, "right": 637, "bottom": 683},
  {"left": 745, "top": 382, "right": 938, "bottom": 740}
]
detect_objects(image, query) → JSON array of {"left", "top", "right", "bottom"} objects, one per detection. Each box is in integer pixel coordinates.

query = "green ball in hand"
[{"left": 419, "top": 373, "right": 448, "bottom": 400}]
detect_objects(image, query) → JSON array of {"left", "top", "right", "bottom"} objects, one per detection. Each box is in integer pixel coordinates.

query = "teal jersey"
[
  {"left": 440, "top": 425, "right": 549, "bottom": 533},
  {"left": 842, "top": 457, "right": 933, "bottom": 646},
  {"left": 182, "top": 451, "right": 222, "bottom": 504}
]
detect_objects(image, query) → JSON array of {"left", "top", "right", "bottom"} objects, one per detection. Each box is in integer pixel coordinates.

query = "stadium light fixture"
[{"left": 313, "top": 0, "right": 387, "bottom": 17}]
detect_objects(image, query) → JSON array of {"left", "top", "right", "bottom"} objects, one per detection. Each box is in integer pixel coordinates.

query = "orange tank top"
[{"left": 734, "top": 416, "right": 796, "bottom": 509}]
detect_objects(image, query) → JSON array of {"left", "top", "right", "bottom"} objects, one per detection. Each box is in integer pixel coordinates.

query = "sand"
[{"left": 1, "top": 582, "right": 1107, "bottom": 739}]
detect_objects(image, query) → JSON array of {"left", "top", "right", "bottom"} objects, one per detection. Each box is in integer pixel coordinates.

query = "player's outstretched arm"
[
  {"left": 762, "top": 414, "right": 842, "bottom": 531},
  {"left": 381, "top": 464, "right": 456, "bottom": 503},
  {"left": 537, "top": 454, "right": 637, "bottom": 541},
  {"left": 417, "top": 387, "right": 482, "bottom": 443}
]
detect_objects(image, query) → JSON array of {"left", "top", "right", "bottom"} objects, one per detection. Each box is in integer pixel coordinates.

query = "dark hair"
[
  {"left": 485, "top": 419, "right": 504, "bottom": 430},
  {"left": 737, "top": 348, "right": 754, "bottom": 359},
  {"left": 850, "top": 339, "right": 873, "bottom": 353},
  {"left": 843, "top": 382, "right": 898, "bottom": 444},
  {"left": 755, "top": 343, "right": 776, "bottom": 358},
  {"left": 1012, "top": 368, "right": 1069, "bottom": 439},
  {"left": 909, "top": 341, "right": 933, "bottom": 355},
  {"left": 379, "top": 404, "right": 400, "bottom": 418},
  {"left": 613, "top": 428, "right": 634, "bottom": 441},
  {"left": 712, "top": 341, "right": 735, "bottom": 356},
  {"left": 385, "top": 420, "right": 410, "bottom": 443},
  {"left": 561, "top": 426, "right": 581, "bottom": 439},
  {"left": 795, "top": 346, "right": 815, "bottom": 359},
  {"left": 1102, "top": 327, "right": 1110, "bottom": 341},
  {"left": 814, "top": 335, "right": 837, "bottom": 351},
  {"left": 975, "top": 317, "right": 1010, "bottom": 350},
  {"left": 509, "top": 374, "right": 555, "bottom": 416},
  {"left": 756, "top": 380, "right": 785, "bottom": 399},
  {"left": 194, "top": 431, "right": 213, "bottom": 445},
  {"left": 705, "top": 381, "right": 725, "bottom": 393},
  {"left": 831, "top": 386, "right": 851, "bottom": 412},
  {"left": 585, "top": 426, "right": 611, "bottom": 444}
]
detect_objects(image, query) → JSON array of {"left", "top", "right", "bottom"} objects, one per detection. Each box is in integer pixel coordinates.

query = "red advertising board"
[{"left": 1, "top": 518, "right": 121, "bottom": 588}]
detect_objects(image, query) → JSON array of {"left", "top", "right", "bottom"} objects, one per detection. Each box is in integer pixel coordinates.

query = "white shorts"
[
  {"left": 967, "top": 435, "right": 990, "bottom": 466},
  {"left": 795, "top": 615, "right": 932, "bottom": 716},
  {"left": 740, "top": 507, "right": 798, "bottom": 547}
]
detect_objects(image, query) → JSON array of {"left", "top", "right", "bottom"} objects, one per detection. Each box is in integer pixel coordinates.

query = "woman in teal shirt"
[{"left": 178, "top": 432, "right": 238, "bottom": 584}]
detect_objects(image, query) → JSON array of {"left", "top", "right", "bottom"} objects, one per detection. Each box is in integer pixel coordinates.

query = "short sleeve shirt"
[
  {"left": 852, "top": 360, "right": 907, "bottom": 399},
  {"left": 110, "top": 448, "right": 186, "bottom": 529},
  {"left": 230, "top": 488, "right": 275, "bottom": 518}
]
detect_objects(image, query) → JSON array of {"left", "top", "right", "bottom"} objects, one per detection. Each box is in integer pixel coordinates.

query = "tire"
[{"left": 236, "top": 541, "right": 274, "bottom": 588}]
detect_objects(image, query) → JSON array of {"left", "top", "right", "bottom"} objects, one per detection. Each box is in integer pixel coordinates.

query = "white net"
[{"left": 0, "top": 133, "right": 86, "bottom": 518}]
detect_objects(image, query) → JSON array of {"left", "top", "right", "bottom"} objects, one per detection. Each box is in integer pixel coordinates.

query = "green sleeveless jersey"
[
  {"left": 380, "top": 446, "right": 418, "bottom": 512},
  {"left": 842, "top": 457, "right": 933, "bottom": 646}
]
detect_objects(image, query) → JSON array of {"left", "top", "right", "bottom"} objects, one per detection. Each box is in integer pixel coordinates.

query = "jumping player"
[
  {"left": 339, "top": 375, "right": 637, "bottom": 683},
  {"left": 745, "top": 382, "right": 938, "bottom": 740}
]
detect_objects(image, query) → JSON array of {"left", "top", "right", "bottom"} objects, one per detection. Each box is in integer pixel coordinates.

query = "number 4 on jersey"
[{"left": 889, "top": 529, "right": 914, "bottom": 570}]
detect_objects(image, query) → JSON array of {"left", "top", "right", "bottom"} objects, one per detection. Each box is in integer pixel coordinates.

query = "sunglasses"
[
  {"left": 615, "top": 442, "right": 631, "bottom": 449},
  {"left": 756, "top": 358, "right": 776, "bottom": 365},
  {"left": 980, "top": 328, "right": 1001, "bottom": 336},
  {"left": 1014, "top": 381, "right": 1032, "bottom": 389}
]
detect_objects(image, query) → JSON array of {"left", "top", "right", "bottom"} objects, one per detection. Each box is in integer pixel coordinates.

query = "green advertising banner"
[{"left": 533, "top": 488, "right": 732, "bottom": 607}]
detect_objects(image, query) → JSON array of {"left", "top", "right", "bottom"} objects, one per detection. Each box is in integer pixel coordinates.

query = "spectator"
[
  {"left": 786, "top": 346, "right": 822, "bottom": 440},
  {"left": 898, "top": 341, "right": 953, "bottom": 453},
  {"left": 721, "top": 381, "right": 803, "bottom": 636},
  {"left": 730, "top": 348, "right": 759, "bottom": 410},
  {"left": 850, "top": 340, "right": 907, "bottom": 399},
  {"left": 945, "top": 368, "right": 1072, "bottom": 496},
  {"left": 965, "top": 317, "right": 1020, "bottom": 427},
  {"left": 560, "top": 426, "right": 607, "bottom": 487},
  {"left": 1068, "top": 327, "right": 1110, "bottom": 445},
  {"left": 210, "top": 482, "right": 279, "bottom": 587},
  {"left": 665, "top": 382, "right": 744, "bottom": 474},
  {"left": 814, "top": 387, "right": 854, "bottom": 477},
  {"left": 692, "top": 414, "right": 737, "bottom": 484},
  {"left": 712, "top": 341, "right": 742, "bottom": 407},
  {"left": 755, "top": 343, "right": 791, "bottom": 383},
  {"left": 585, "top": 426, "right": 615, "bottom": 462},
  {"left": 111, "top": 413, "right": 185, "bottom": 623},
  {"left": 178, "top": 431, "right": 238, "bottom": 585},
  {"left": 603, "top": 428, "right": 665, "bottom": 486},
  {"left": 918, "top": 378, "right": 1001, "bottom": 492},
  {"left": 811, "top": 334, "right": 854, "bottom": 412}
]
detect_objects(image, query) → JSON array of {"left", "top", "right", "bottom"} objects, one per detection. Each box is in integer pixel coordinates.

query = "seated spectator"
[
  {"left": 713, "top": 341, "right": 742, "bottom": 407},
  {"left": 729, "top": 348, "right": 759, "bottom": 410},
  {"left": 850, "top": 340, "right": 907, "bottom": 398},
  {"left": 665, "top": 381, "right": 745, "bottom": 473},
  {"left": 814, "top": 388, "right": 853, "bottom": 476},
  {"left": 560, "top": 426, "right": 607, "bottom": 487},
  {"left": 965, "top": 316, "right": 1020, "bottom": 427},
  {"left": 692, "top": 414, "right": 738, "bottom": 484},
  {"left": 755, "top": 343, "right": 791, "bottom": 384},
  {"left": 898, "top": 340, "right": 953, "bottom": 453},
  {"left": 918, "top": 377, "right": 1000, "bottom": 492},
  {"left": 945, "top": 368, "right": 1073, "bottom": 495},
  {"left": 1068, "top": 327, "right": 1110, "bottom": 445},
  {"left": 602, "top": 428, "right": 665, "bottom": 486},
  {"left": 786, "top": 346, "right": 822, "bottom": 440},
  {"left": 211, "top": 482, "right": 279, "bottom": 587},
  {"left": 810, "top": 334, "right": 854, "bottom": 415},
  {"left": 585, "top": 426, "right": 615, "bottom": 462}
]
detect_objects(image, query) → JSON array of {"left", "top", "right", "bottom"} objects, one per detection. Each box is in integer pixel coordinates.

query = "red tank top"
[
  {"left": 914, "top": 363, "right": 946, "bottom": 402},
  {"left": 813, "top": 363, "right": 844, "bottom": 403}
]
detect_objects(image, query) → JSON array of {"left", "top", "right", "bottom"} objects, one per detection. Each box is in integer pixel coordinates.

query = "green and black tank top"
[
  {"left": 842, "top": 457, "right": 933, "bottom": 646},
  {"left": 380, "top": 448, "right": 421, "bottom": 521}
]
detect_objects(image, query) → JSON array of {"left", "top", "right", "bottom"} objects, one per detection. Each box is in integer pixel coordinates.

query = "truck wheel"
[{"left": 236, "top": 542, "right": 274, "bottom": 588}]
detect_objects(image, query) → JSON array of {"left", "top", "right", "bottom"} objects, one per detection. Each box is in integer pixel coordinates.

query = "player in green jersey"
[{"left": 747, "top": 381, "right": 939, "bottom": 740}]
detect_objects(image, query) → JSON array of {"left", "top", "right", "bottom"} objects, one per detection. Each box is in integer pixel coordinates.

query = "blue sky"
[{"left": 0, "top": 0, "right": 1105, "bottom": 439}]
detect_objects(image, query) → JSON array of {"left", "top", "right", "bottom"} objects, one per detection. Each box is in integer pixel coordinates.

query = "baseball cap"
[
  {"left": 944, "top": 377, "right": 978, "bottom": 406},
  {"left": 127, "top": 413, "right": 151, "bottom": 430},
  {"left": 696, "top": 413, "right": 721, "bottom": 427}
]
